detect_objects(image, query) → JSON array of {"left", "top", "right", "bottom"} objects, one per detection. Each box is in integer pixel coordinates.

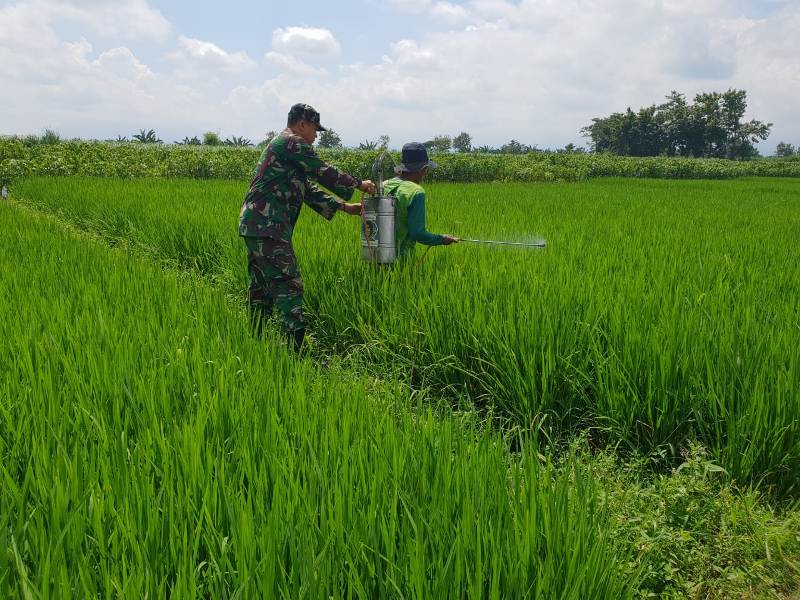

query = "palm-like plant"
[
  {"left": 132, "top": 129, "right": 162, "bottom": 144},
  {"left": 224, "top": 136, "right": 253, "bottom": 147}
]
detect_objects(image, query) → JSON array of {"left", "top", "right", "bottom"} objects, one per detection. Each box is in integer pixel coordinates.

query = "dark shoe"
[{"left": 289, "top": 328, "right": 306, "bottom": 353}]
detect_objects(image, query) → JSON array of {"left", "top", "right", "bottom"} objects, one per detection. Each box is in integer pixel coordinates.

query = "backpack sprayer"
[
  {"left": 360, "top": 150, "right": 397, "bottom": 264},
  {"left": 359, "top": 151, "right": 547, "bottom": 264}
]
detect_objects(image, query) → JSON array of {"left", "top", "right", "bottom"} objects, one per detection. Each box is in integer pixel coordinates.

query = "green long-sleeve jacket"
[
  {"left": 383, "top": 177, "right": 445, "bottom": 259},
  {"left": 238, "top": 128, "right": 362, "bottom": 241}
]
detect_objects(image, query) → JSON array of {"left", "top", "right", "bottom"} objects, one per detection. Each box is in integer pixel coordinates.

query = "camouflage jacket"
[{"left": 238, "top": 128, "right": 362, "bottom": 240}]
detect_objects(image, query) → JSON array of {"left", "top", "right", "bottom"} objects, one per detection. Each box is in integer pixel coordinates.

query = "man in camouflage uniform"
[{"left": 239, "top": 103, "right": 376, "bottom": 350}]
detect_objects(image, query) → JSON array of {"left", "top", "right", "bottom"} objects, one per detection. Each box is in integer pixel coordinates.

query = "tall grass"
[
  {"left": 0, "top": 202, "right": 633, "bottom": 598},
  {"left": 10, "top": 176, "right": 800, "bottom": 493}
]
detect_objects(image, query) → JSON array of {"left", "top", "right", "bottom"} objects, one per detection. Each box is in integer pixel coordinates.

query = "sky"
[{"left": 0, "top": 0, "right": 798, "bottom": 152}]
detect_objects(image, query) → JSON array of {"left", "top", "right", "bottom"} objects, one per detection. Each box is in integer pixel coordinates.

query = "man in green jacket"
[
  {"left": 238, "top": 103, "right": 376, "bottom": 350},
  {"left": 383, "top": 142, "right": 458, "bottom": 260}
]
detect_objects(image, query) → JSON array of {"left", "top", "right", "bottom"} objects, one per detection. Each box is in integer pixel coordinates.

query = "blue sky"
[
  {"left": 49, "top": 1, "right": 411, "bottom": 69},
  {"left": 1, "top": 0, "right": 798, "bottom": 151}
]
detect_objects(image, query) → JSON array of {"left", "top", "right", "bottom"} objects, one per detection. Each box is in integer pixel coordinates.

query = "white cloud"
[
  {"left": 167, "top": 36, "right": 257, "bottom": 74},
  {"left": 0, "top": 1, "right": 201, "bottom": 137},
  {"left": 732, "top": 5, "right": 800, "bottom": 147},
  {"left": 388, "top": 40, "right": 444, "bottom": 70},
  {"left": 94, "top": 46, "right": 153, "bottom": 81},
  {"left": 387, "top": 0, "right": 473, "bottom": 24},
  {"left": 264, "top": 51, "right": 324, "bottom": 75},
  {"left": 0, "top": 0, "right": 798, "bottom": 151},
  {"left": 271, "top": 26, "right": 341, "bottom": 56},
  {"left": 467, "top": 0, "right": 519, "bottom": 23},
  {"left": 431, "top": 2, "right": 473, "bottom": 24},
  {"left": 386, "top": 0, "right": 432, "bottom": 14},
  {"left": 225, "top": 0, "right": 800, "bottom": 150},
  {"left": 27, "top": 0, "right": 170, "bottom": 41}
]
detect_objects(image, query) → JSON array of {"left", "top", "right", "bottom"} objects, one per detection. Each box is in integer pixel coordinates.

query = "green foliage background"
[{"left": 2, "top": 138, "right": 800, "bottom": 185}]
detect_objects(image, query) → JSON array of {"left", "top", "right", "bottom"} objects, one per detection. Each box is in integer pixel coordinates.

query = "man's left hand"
[
  {"left": 341, "top": 202, "right": 362, "bottom": 216},
  {"left": 359, "top": 180, "right": 377, "bottom": 196}
]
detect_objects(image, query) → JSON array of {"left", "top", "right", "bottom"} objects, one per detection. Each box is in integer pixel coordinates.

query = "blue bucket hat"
[{"left": 395, "top": 142, "right": 438, "bottom": 174}]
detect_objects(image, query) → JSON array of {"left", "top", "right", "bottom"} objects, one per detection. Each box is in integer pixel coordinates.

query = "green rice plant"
[
  {"left": 10, "top": 176, "right": 800, "bottom": 495},
  {"left": 0, "top": 202, "right": 633, "bottom": 598}
]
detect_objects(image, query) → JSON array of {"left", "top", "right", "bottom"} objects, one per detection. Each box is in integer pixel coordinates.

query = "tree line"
[
  {"left": 774, "top": 142, "right": 799, "bottom": 157},
  {"left": 581, "top": 89, "right": 773, "bottom": 159},
  {"left": 12, "top": 89, "right": 797, "bottom": 158}
]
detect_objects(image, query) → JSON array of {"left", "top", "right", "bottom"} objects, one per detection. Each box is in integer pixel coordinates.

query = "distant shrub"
[
  {"left": 41, "top": 129, "right": 61, "bottom": 145},
  {"left": 203, "top": 132, "right": 222, "bottom": 146}
]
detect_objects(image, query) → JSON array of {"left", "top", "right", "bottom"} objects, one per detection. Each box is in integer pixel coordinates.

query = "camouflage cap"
[{"left": 288, "top": 103, "right": 327, "bottom": 131}]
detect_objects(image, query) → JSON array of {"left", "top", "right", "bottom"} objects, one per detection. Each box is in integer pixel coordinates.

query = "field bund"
[{"left": 2, "top": 174, "right": 799, "bottom": 597}]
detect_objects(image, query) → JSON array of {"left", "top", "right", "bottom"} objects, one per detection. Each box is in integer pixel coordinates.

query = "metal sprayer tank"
[{"left": 360, "top": 150, "right": 397, "bottom": 264}]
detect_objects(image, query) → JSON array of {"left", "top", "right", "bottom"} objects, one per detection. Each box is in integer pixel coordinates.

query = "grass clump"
[{"left": 592, "top": 443, "right": 800, "bottom": 598}]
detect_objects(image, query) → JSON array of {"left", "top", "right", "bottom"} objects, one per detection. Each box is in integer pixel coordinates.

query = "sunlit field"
[
  {"left": 3, "top": 175, "right": 799, "bottom": 597},
  {"left": 12, "top": 176, "right": 800, "bottom": 488}
]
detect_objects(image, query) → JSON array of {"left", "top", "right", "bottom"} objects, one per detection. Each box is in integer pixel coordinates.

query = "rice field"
[
  {"left": 0, "top": 201, "right": 631, "bottom": 598},
  {"left": 10, "top": 176, "right": 800, "bottom": 489},
  {"left": 2, "top": 175, "right": 800, "bottom": 597}
]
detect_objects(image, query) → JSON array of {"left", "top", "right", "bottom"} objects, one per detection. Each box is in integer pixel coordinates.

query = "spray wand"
[{"left": 458, "top": 238, "right": 546, "bottom": 248}]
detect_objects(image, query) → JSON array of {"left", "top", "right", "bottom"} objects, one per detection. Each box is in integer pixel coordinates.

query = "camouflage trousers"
[{"left": 243, "top": 237, "right": 305, "bottom": 334}]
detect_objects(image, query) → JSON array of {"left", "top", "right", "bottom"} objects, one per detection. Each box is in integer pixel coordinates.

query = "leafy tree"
[
  {"left": 581, "top": 107, "right": 664, "bottom": 156},
  {"left": 317, "top": 129, "right": 343, "bottom": 149},
  {"left": 424, "top": 135, "right": 452, "bottom": 153},
  {"left": 257, "top": 131, "right": 279, "bottom": 148},
  {"left": 498, "top": 140, "right": 535, "bottom": 154},
  {"left": 203, "top": 131, "right": 222, "bottom": 146},
  {"left": 687, "top": 90, "right": 769, "bottom": 158},
  {"left": 378, "top": 135, "right": 390, "bottom": 150},
  {"left": 775, "top": 142, "right": 796, "bottom": 157},
  {"left": 175, "top": 136, "right": 202, "bottom": 145},
  {"left": 452, "top": 132, "right": 472, "bottom": 153},
  {"left": 582, "top": 89, "right": 770, "bottom": 159},
  {"left": 558, "top": 143, "right": 587, "bottom": 154},
  {"left": 473, "top": 144, "right": 495, "bottom": 153},
  {"left": 116, "top": 135, "right": 129, "bottom": 143},
  {"left": 657, "top": 91, "right": 701, "bottom": 157},
  {"left": 224, "top": 136, "right": 253, "bottom": 147},
  {"left": 132, "top": 129, "right": 162, "bottom": 144}
]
